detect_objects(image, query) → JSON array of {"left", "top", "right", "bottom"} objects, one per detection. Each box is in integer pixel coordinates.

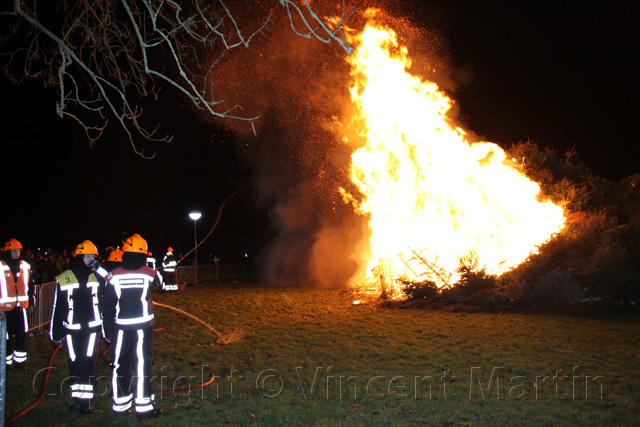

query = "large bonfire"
[{"left": 338, "top": 11, "right": 566, "bottom": 293}]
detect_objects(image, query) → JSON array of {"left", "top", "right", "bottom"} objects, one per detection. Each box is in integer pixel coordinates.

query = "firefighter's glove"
[
  {"left": 53, "top": 338, "right": 64, "bottom": 347},
  {"left": 27, "top": 305, "right": 35, "bottom": 315},
  {"left": 88, "top": 260, "right": 101, "bottom": 270}
]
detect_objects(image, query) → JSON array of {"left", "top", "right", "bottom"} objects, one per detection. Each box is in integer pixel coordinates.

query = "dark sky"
[
  {"left": 0, "top": 80, "right": 265, "bottom": 261},
  {"left": 1, "top": 1, "right": 638, "bottom": 262},
  {"left": 409, "top": 1, "right": 638, "bottom": 178}
]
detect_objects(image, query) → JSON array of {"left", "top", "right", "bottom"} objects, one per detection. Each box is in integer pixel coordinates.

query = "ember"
[{"left": 339, "top": 12, "right": 566, "bottom": 292}]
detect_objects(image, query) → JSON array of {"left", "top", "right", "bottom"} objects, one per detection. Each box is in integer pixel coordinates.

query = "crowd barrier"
[
  {"left": 176, "top": 263, "right": 249, "bottom": 285},
  {"left": 27, "top": 281, "right": 56, "bottom": 334}
]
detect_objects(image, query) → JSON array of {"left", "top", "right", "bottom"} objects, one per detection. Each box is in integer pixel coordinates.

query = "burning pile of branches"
[{"left": 382, "top": 142, "right": 640, "bottom": 313}]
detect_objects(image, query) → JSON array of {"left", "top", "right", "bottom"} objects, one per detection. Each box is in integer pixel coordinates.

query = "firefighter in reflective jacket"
[
  {"left": 104, "top": 247, "right": 124, "bottom": 272},
  {"left": 1, "top": 238, "right": 35, "bottom": 369},
  {"left": 50, "top": 240, "right": 107, "bottom": 414},
  {"left": 161, "top": 247, "right": 178, "bottom": 291},
  {"left": 146, "top": 251, "right": 157, "bottom": 270},
  {"left": 103, "top": 233, "right": 162, "bottom": 420}
]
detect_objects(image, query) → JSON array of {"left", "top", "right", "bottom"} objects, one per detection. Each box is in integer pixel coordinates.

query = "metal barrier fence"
[
  {"left": 27, "top": 281, "right": 57, "bottom": 335},
  {"left": 176, "top": 263, "right": 249, "bottom": 285}
]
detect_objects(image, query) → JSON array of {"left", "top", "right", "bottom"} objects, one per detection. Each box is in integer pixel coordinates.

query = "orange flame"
[{"left": 340, "top": 18, "right": 565, "bottom": 291}]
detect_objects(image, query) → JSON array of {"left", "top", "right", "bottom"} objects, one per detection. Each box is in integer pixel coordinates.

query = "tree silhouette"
[{"left": 1, "top": 0, "right": 354, "bottom": 157}]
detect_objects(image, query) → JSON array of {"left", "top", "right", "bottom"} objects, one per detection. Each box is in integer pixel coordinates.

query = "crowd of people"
[
  {"left": 15, "top": 246, "right": 183, "bottom": 287},
  {"left": 18, "top": 247, "right": 74, "bottom": 285},
  {"left": 1, "top": 234, "right": 180, "bottom": 420}
]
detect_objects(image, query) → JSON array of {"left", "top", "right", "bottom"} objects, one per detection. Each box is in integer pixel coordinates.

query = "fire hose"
[
  {"left": 6, "top": 301, "right": 222, "bottom": 425},
  {"left": 152, "top": 301, "right": 226, "bottom": 343},
  {"left": 177, "top": 191, "right": 247, "bottom": 264},
  {"left": 4, "top": 346, "right": 61, "bottom": 426}
]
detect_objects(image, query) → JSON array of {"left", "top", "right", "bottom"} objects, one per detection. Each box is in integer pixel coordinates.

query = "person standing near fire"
[
  {"left": 161, "top": 247, "right": 178, "bottom": 292},
  {"left": 146, "top": 251, "right": 156, "bottom": 270},
  {"left": 102, "top": 233, "right": 162, "bottom": 419},
  {"left": 50, "top": 240, "right": 106, "bottom": 414},
  {"left": 1, "top": 238, "right": 35, "bottom": 370},
  {"left": 104, "top": 247, "right": 124, "bottom": 272}
]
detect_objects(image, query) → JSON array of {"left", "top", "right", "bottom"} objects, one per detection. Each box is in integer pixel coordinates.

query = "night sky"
[{"left": 1, "top": 1, "right": 637, "bottom": 267}]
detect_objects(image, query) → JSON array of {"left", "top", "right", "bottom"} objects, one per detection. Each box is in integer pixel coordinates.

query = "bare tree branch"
[
  {"left": 279, "top": 0, "right": 354, "bottom": 54},
  {"left": 1, "top": 0, "right": 354, "bottom": 157}
]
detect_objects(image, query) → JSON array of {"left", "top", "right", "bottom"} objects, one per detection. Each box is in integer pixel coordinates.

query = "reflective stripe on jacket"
[
  {"left": 51, "top": 270, "right": 103, "bottom": 338},
  {"left": 103, "top": 266, "right": 161, "bottom": 338},
  {"left": 162, "top": 254, "right": 177, "bottom": 272},
  {"left": 0, "top": 260, "right": 31, "bottom": 311}
]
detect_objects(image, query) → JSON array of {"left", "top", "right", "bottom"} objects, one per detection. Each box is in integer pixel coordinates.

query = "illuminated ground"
[{"left": 5, "top": 281, "right": 639, "bottom": 425}]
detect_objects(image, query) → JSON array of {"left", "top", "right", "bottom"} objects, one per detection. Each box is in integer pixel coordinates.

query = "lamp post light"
[{"left": 189, "top": 211, "right": 202, "bottom": 265}]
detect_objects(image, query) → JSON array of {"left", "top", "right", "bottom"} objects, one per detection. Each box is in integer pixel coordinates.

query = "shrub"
[
  {"left": 400, "top": 279, "right": 439, "bottom": 301},
  {"left": 454, "top": 265, "right": 498, "bottom": 296},
  {"left": 528, "top": 269, "right": 584, "bottom": 305},
  {"left": 397, "top": 141, "right": 640, "bottom": 310}
]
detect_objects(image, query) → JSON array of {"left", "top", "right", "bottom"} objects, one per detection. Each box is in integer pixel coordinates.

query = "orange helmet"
[
  {"left": 75, "top": 240, "right": 98, "bottom": 256},
  {"left": 148, "top": 251, "right": 153, "bottom": 256},
  {"left": 167, "top": 247, "right": 173, "bottom": 253},
  {"left": 107, "top": 248, "right": 124, "bottom": 262},
  {"left": 4, "top": 239, "right": 23, "bottom": 251},
  {"left": 123, "top": 234, "right": 148, "bottom": 254}
]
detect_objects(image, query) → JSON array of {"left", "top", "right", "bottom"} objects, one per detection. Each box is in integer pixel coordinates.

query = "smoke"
[{"left": 204, "top": 2, "right": 459, "bottom": 287}]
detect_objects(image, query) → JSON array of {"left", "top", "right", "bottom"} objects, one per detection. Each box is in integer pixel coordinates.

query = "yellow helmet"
[
  {"left": 123, "top": 234, "right": 148, "bottom": 254},
  {"left": 75, "top": 240, "right": 99, "bottom": 255},
  {"left": 4, "top": 239, "right": 23, "bottom": 251},
  {"left": 107, "top": 248, "right": 124, "bottom": 262}
]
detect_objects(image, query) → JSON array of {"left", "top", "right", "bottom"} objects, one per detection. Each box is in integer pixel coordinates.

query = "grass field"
[{"left": 4, "top": 281, "right": 640, "bottom": 426}]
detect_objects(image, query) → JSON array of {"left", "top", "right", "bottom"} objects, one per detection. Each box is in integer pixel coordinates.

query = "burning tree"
[{"left": 0, "top": 0, "right": 354, "bottom": 157}]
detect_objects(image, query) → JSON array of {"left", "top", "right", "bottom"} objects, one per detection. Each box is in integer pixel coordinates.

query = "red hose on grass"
[
  {"left": 5, "top": 345, "right": 61, "bottom": 426},
  {"left": 9, "top": 301, "right": 220, "bottom": 423}
]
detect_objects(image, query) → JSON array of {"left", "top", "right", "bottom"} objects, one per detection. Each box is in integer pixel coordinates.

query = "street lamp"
[{"left": 189, "top": 211, "right": 202, "bottom": 265}]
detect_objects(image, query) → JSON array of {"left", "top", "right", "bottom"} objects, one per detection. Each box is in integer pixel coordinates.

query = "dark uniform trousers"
[
  {"left": 111, "top": 326, "right": 155, "bottom": 414},
  {"left": 5, "top": 306, "right": 28, "bottom": 365},
  {"left": 66, "top": 331, "right": 100, "bottom": 405}
]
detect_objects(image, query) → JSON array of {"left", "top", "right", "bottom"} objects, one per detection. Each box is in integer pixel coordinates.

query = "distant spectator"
[
  {"left": 38, "top": 253, "right": 52, "bottom": 284},
  {"left": 55, "top": 255, "right": 65, "bottom": 276}
]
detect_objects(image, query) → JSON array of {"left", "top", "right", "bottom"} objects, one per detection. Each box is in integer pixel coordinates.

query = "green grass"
[{"left": 4, "top": 281, "right": 640, "bottom": 426}]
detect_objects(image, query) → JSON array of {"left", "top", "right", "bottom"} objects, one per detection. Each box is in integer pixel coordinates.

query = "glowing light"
[
  {"left": 340, "top": 18, "right": 566, "bottom": 292},
  {"left": 189, "top": 210, "right": 202, "bottom": 265}
]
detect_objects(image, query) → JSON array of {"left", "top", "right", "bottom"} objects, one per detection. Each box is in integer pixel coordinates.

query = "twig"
[{"left": 409, "top": 248, "right": 450, "bottom": 287}]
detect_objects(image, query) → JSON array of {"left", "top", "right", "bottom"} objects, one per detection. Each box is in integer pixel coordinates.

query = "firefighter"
[
  {"left": 161, "top": 247, "right": 178, "bottom": 292},
  {"left": 104, "top": 248, "right": 124, "bottom": 272},
  {"left": 50, "top": 240, "right": 106, "bottom": 414},
  {"left": 1, "top": 238, "right": 35, "bottom": 370},
  {"left": 146, "top": 251, "right": 156, "bottom": 270},
  {"left": 103, "top": 233, "right": 162, "bottom": 419}
]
